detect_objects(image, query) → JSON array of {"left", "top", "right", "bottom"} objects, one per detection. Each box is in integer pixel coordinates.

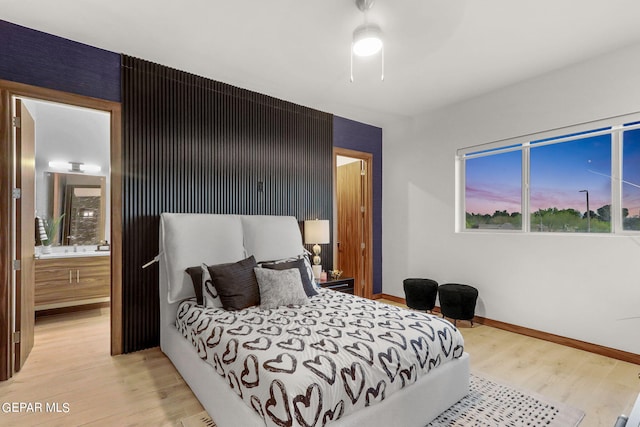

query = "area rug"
[
  {"left": 427, "top": 373, "right": 585, "bottom": 427},
  {"left": 180, "top": 373, "right": 585, "bottom": 427}
]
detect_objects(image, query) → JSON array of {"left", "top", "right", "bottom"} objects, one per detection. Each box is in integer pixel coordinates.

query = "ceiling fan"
[{"left": 350, "top": 0, "right": 384, "bottom": 82}]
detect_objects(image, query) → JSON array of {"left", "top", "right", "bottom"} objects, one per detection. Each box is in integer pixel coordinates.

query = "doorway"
[
  {"left": 334, "top": 147, "right": 373, "bottom": 299},
  {"left": 0, "top": 80, "right": 122, "bottom": 380}
]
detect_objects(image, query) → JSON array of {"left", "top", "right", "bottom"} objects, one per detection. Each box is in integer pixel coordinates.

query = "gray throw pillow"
[
  {"left": 254, "top": 267, "right": 309, "bottom": 310},
  {"left": 261, "top": 258, "right": 318, "bottom": 297}
]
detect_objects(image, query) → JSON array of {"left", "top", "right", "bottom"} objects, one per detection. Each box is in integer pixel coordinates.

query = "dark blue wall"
[
  {"left": 0, "top": 20, "right": 120, "bottom": 101},
  {"left": 333, "top": 116, "right": 383, "bottom": 294}
]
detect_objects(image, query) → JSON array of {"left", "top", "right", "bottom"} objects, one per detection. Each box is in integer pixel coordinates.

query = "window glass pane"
[
  {"left": 623, "top": 127, "right": 640, "bottom": 230},
  {"left": 465, "top": 151, "right": 521, "bottom": 230},
  {"left": 530, "top": 134, "right": 611, "bottom": 232}
]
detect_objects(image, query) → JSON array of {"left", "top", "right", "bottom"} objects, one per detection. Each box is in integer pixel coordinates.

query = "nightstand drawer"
[{"left": 319, "top": 277, "right": 354, "bottom": 294}]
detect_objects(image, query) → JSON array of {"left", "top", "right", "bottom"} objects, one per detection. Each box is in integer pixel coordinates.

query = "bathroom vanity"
[{"left": 34, "top": 246, "right": 110, "bottom": 311}]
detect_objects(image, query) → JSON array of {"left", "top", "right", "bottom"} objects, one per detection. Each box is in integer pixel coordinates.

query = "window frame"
[{"left": 457, "top": 112, "right": 640, "bottom": 234}]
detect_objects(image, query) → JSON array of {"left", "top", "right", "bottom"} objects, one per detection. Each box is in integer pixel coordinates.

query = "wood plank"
[
  {"left": 334, "top": 147, "right": 374, "bottom": 299},
  {"left": 15, "top": 99, "right": 36, "bottom": 372},
  {"left": 0, "top": 88, "right": 12, "bottom": 381},
  {"left": 337, "top": 160, "right": 363, "bottom": 295},
  {"left": 110, "top": 103, "right": 123, "bottom": 356}
]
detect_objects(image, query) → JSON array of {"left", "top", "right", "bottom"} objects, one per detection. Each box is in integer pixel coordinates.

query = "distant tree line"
[{"left": 466, "top": 204, "right": 640, "bottom": 232}]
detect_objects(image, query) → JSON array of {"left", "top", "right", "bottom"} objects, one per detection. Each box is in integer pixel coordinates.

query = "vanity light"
[
  {"left": 48, "top": 161, "right": 101, "bottom": 173},
  {"left": 77, "top": 208, "right": 95, "bottom": 217}
]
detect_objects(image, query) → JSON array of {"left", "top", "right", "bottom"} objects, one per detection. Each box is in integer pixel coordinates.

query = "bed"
[{"left": 159, "top": 213, "right": 469, "bottom": 427}]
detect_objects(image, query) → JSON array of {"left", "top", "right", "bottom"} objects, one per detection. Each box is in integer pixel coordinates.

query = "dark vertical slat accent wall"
[{"left": 121, "top": 55, "right": 333, "bottom": 353}]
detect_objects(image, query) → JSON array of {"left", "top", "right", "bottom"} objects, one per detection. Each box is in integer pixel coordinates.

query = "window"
[
  {"left": 458, "top": 114, "right": 640, "bottom": 234},
  {"left": 530, "top": 132, "right": 611, "bottom": 233},
  {"left": 465, "top": 151, "right": 521, "bottom": 230}
]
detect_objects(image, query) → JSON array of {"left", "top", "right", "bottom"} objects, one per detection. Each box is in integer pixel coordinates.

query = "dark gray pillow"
[
  {"left": 207, "top": 256, "right": 259, "bottom": 311},
  {"left": 261, "top": 258, "right": 318, "bottom": 297},
  {"left": 254, "top": 267, "right": 309, "bottom": 310}
]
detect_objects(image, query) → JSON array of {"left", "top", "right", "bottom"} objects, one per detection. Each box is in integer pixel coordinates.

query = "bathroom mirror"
[{"left": 46, "top": 172, "right": 106, "bottom": 245}]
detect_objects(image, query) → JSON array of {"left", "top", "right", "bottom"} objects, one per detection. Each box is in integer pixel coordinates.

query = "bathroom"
[{"left": 23, "top": 98, "right": 111, "bottom": 313}]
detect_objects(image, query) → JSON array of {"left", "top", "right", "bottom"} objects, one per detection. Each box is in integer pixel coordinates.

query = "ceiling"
[{"left": 4, "top": 0, "right": 640, "bottom": 126}]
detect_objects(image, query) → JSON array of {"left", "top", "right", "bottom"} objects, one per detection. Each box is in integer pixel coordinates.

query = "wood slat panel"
[{"left": 121, "top": 56, "right": 333, "bottom": 353}]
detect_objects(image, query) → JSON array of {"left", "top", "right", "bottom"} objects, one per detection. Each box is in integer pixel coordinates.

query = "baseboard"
[
  {"left": 376, "top": 293, "right": 640, "bottom": 365},
  {"left": 373, "top": 293, "right": 401, "bottom": 303}
]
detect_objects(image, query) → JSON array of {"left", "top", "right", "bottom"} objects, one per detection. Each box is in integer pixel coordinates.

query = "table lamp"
[{"left": 304, "top": 219, "right": 330, "bottom": 281}]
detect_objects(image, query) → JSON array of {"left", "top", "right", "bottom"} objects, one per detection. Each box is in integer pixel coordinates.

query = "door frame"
[
  {"left": 333, "top": 147, "right": 373, "bottom": 299},
  {"left": 0, "top": 80, "right": 122, "bottom": 380}
]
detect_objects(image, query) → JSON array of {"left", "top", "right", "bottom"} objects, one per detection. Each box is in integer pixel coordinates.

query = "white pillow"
[
  {"left": 201, "top": 264, "right": 223, "bottom": 308},
  {"left": 300, "top": 254, "right": 316, "bottom": 289}
]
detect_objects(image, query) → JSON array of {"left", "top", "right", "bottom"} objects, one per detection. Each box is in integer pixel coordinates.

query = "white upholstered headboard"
[
  {"left": 161, "top": 214, "right": 245, "bottom": 304},
  {"left": 159, "top": 213, "right": 306, "bottom": 345}
]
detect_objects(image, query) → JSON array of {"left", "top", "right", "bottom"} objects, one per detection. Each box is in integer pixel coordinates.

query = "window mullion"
[
  {"left": 612, "top": 128, "right": 623, "bottom": 233},
  {"left": 456, "top": 155, "right": 466, "bottom": 232},
  {"left": 522, "top": 144, "right": 530, "bottom": 232}
]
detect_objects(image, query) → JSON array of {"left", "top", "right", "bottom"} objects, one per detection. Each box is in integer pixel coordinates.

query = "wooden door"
[
  {"left": 337, "top": 160, "right": 364, "bottom": 295},
  {"left": 14, "top": 99, "right": 36, "bottom": 372}
]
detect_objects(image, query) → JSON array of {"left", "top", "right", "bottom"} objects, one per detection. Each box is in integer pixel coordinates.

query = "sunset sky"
[{"left": 466, "top": 128, "right": 640, "bottom": 217}]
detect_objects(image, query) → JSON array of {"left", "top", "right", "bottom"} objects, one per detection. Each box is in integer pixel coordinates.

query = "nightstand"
[{"left": 318, "top": 277, "right": 354, "bottom": 294}]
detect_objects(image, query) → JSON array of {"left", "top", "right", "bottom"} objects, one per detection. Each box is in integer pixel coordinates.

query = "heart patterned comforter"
[{"left": 176, "top": 289, "right": 465, "bottom": 427}]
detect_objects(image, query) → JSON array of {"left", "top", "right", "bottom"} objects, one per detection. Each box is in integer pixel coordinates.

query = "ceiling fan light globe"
[{"left": 352, "top": 25, "right": 383, "bottom": 57}]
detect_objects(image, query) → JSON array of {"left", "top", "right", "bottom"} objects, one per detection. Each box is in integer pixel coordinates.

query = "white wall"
[{"left": 383, "top": 43, "right": 640, "bottom": 355}]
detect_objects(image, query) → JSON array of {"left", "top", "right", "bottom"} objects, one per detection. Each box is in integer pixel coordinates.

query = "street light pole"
[{"left": 579, "top": 189, "right": 590, "bottom": 232}]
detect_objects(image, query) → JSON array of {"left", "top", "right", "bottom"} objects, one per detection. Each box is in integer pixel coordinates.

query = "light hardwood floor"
[{"left": 0, "top": 303, "right": 638, "bottom": 426}]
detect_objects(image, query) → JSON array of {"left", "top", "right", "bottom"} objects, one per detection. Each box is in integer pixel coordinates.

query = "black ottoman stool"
[
  {"left": 403, "top": 278, "right": 438, "bottom": 313},
  {"left": 438, "top": 283, "right": 478, "bottom": 326}
]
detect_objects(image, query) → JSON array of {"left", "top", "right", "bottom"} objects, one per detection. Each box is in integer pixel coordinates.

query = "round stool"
[
  {"left": 438, "top": 283, "right": 478, "bottom": 326},
  {"left": 403, "top": 278, "right": 438, "bottom": 313}
]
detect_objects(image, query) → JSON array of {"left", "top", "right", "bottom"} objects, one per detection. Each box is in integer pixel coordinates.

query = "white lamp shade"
[
  {"left": 304, "top": 220, "right": 330, "bottom": 244},
  {"left": 353, "top": 24, "right": 383, "bottom": 57}
]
